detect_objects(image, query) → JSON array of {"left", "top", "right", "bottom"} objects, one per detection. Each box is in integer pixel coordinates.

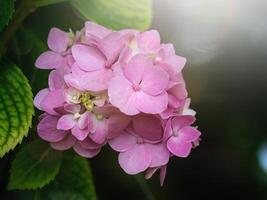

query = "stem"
[
  {"left": 0, "top": 0, "right": 36, "bottom": 60},
  {"left": 134, "top": 174, "right": 156, "bottom": 200}
]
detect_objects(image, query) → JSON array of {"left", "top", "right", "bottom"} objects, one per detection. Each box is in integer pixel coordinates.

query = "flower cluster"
[{"left": 34, "top": 22, "right": 201, "bottom": 185}]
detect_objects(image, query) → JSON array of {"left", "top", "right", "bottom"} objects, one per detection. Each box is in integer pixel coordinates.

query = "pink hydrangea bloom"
[{"left": 34, "top": 21, "right": 201, "bottom": 186}]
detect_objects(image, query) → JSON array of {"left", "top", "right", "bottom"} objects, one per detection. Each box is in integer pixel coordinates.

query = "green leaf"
[
  {"left": 0, "top": 0, "right": 15, "bottom": 32},
  {"left": 0, "top": 62, "right": 34, "bottom": 157},
  {"left": 8, "top": 140, "right": 62, "bottom": 190},
  {"left": 18, "top": 151, "right": 97, "bottom": 200},
  {"left": 70, "top": 0, "right": 152, "bottom": 31},
  {"left": 41, "top": 151, "right": 97, "bottom": 200}
]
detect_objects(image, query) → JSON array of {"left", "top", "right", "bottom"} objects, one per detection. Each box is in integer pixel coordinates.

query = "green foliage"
[
  {"left": 0, "top": 0, "right": 15, "bottom": 31},
  {"left": 70, "top": 0, "right": 152, "bottom": 30},
  {"left": 17, "top": 151, "right": 97, "bottom": 200},
  {"left": 0, "top": 62, "right": 34, "bottom": 157},
  {"left": 8, "top": 140, "right": 62, "bottom": 190}
]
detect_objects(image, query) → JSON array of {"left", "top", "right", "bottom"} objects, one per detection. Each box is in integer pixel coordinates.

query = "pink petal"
[
  {"left": 98, "top": 32, "right": 130, "bottom": 66},
  {"left": 140, "top": 67, "right": 169, "bottom": 96},
  {"left": 132, "top": 115, "right": 163, "bottom": 141},
  {"left": 72, "top": 65, "right": 112, "bottom": 91},
  {"left": 109, "top": 132, "right": 136, "bottom": 152},
  {"left": 172, "top": 116, "right": 196, "bottom": 131},
  {"left": 168, "top": 83, "right": 188, "bottom": 102},
  {"left": 160, "top": 106, "right": 174, "bottom": 119},
  {"left": 147, "top": 143, "right": 170, "bottom": 168},
  {"left": 41, "top": 89, "right": 65, "bottom": 115},
  {"left": 107, "top": 114, "right": 132, "bottom": 139},
  {"left": 135, "top": 91, "right": 168, "bottom": 114},
  {"left": 124, "top": 54, "right": 153, "bottom": 85},
  {"left": 64, "top": 104, "right": 81, "bottom": 114},
  {"left": 78, "top": 112, "right": 90, "bottom": 130},
  {"left": 37, "top": 115, "right": 66, "bottom": 142},
  {"left": 51, "top": 134, "right": 76, "bottom": 150},
  {"left": 118, "top": 144, "right": 151, "bottom": 175},
  {"left": 167, "top": 136, "right": 192, "bottom": 157},
  {"left": 48, "top": 66, "right": 70, "bottom": 90},
  {"left": 108, "top": 75, "right": 139, "bottom": 115},
  {"left": 79, "top": 137, "right": 102, "bottom": 150},
  {"left": 90, "top": 120, "right": 108, "bottom": 144},
  {"left": 163, "top": 55, "right": 186, "bottom": 74},
  {"left": 72, "top": 44, "right": 106, "bottom": 71},
  {"left": 57, "top": 114, "right": 76, "bottom": 130},
  {"left": 163, "top": 119, "right": 173, "bottom": 141},
  {"left": 179, "top": 126, "right": 201, "bottom": 142},
  {"left": 137, "top": 30, "right": 160, "bottom": 52},
  {"left": 73, "top": 143, "right": 101, "bottom": 158},
  {"left": 85, "top": 21, "right": 112, "bottom": 39},
  {"left": 71, "top": 125, "right": 89, "bottom": 141},
  {"left": 35, "top": 51, "right": 63, "bottom": 69},
  {"left": 48, "top": 27, "right": 68, "bottom": 53},
  {"left": 34, "top": 88, "right": 49, "bottom": 110}
]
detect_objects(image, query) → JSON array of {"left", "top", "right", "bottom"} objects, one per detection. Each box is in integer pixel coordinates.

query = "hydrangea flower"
[{"left": 34, "top": 21, "right": 201, "bottom": 186}]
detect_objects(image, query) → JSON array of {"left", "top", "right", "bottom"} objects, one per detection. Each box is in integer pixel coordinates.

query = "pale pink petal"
[
  {"left": 35, "top": 51, "right": 63, "bottom": 69},
  {"left": 140, "top": 67, "right": 169, "bottom": 96},
  {"left": 167, "top": 137, "right": 192, "bottom": 157},
  {"left": 51, "top": 134, "right": 76, "bottom": 150},
  {"left": 72, "top": 44, "right": 106, "bottom": 71},
  {"left": 34, "top": 88, "right": 49, "bottom": 110},
  {"left": 118, "top": 144, "right": 151, "bottom": 175},
  {"left": 73, "top": 143, "right": 101, "bottom": 158},
  {"left": 90, "top": 120, "right": 108, "bottom": 144},
  {"left": 147, "top": 143, "right": 170, "bottom": 168},
  {"left": 48, "top": 66, "right": 70, "bottom": 90},
  {"left": 71, "top": 125, "right": 89, "bottom": 141},
  {"left": 78, "top": 112, "right": 90, "bottom": 130},
  {"left": 57, "top": 114, "right": 76, "bottom": 130},
  {"left": 137, "top": 30, "right": 160, "bottom": 52},
  {"left": 168, "top": 83, "right": 188, "bottom": 102},
  {"left": 179, "top": 126, "right": 201, "bottom": 142},
  {"left": 74, "top": 67, "right": 113, "bottom": 91},
  {"left": 172, "top": 116, "right": 196, "bottom": 131},
  {"left": 48, "top": 28, "right": 68, "bottom": 53},
  {"left": 109, "top": 132, "right": 136, "bottom": 152},
  {"left": 98, "top": 32, "right": 130, "bottom": 66},
  {"left": 135, "top": 91, "right": 168, "bottom": 114},
  {"left": 108, "top": 75, "right": 139, "bottom": 115},
  {"left": 107, "top": 114, "right": 132, "bottom": 139},
  {"left": 132, "top": 115, "right": 163, "bottom": 141},
  {"left": 124, "top": 54, "right": 153, "bottom": 85},
  {"left": 64, "top": 74, "right": 83, "bottom": 91},
  {"left": 37, "top": 115, "right": 66, "bottom": 142},
  {"left": 85, "top": 21, "right": 112, "bottom": 39},
  {"left": 163, "top": 55, "right": 186, "bottom": 74},
  {"left": 41, "top": 89, "right": 65, "bottom": 115}
]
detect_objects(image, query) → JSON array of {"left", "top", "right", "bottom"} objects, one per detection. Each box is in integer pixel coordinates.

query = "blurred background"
[{"left": 1, "top": 0, "right": 267, "bottom": 199}]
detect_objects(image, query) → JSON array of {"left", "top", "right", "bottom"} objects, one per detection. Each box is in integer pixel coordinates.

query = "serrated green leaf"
[
  {"left": 0, "top": 0, "right": 15, "bottom": 32},
  {"left": 8, "top": 140, "right": 62, "bottom": 190},
  {"left": 0, "top": 62, "right": 34, "bottom": 157},
  {"left": 70, "top": 0, "right": 152, "bottom": 31}
]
